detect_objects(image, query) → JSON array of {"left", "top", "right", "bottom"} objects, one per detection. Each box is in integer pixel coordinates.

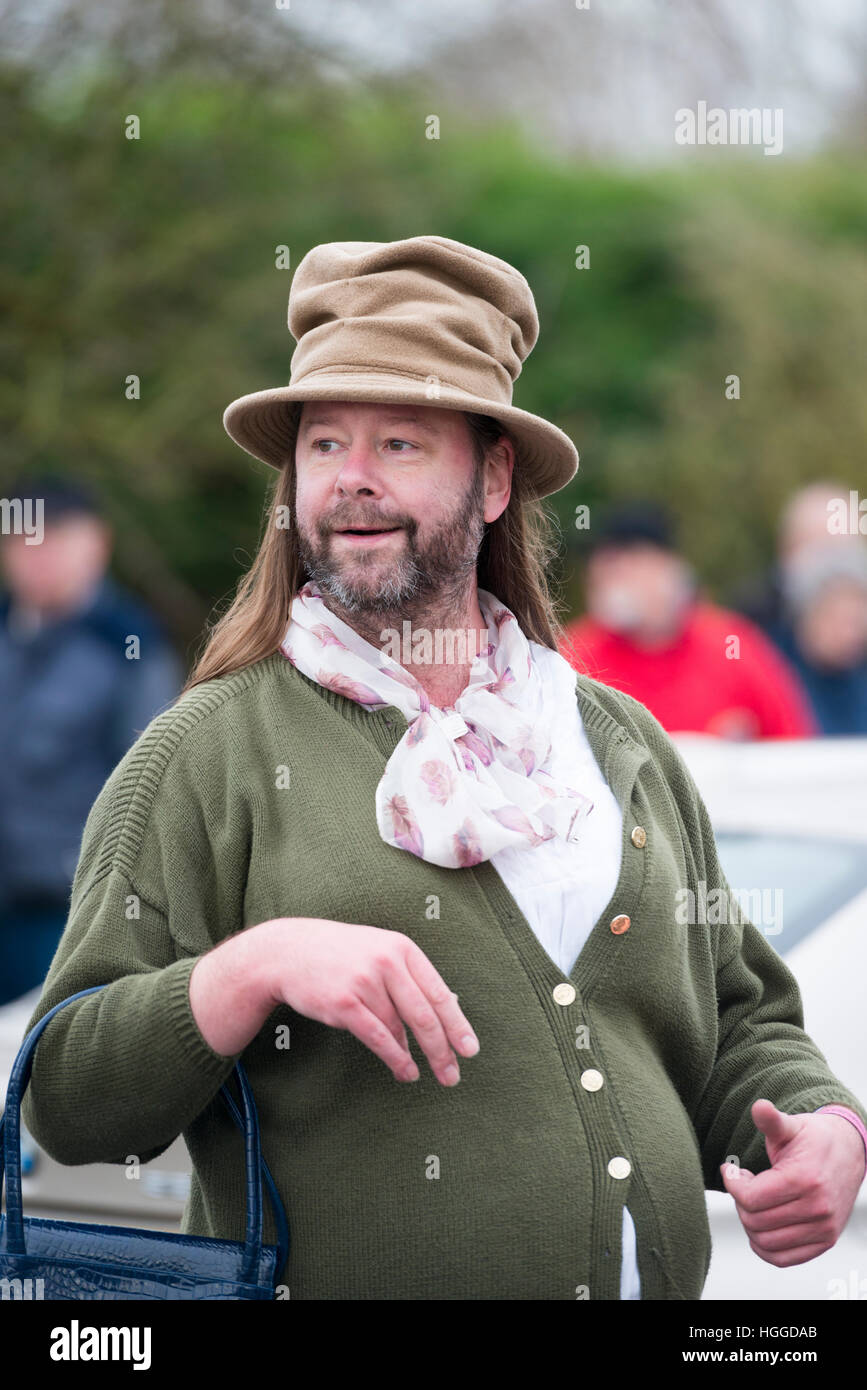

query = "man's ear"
[{"left": 484, "top": 437, "right": 514, "bottom": 524}]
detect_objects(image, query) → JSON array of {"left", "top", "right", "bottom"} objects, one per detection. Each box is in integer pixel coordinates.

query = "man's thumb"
[{"left": 752, "top": 1097, "right": 800, "bottom": 1150}]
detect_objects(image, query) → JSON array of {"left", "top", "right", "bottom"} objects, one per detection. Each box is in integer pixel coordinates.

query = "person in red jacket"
[{"left": 560, "top": 502, "right": 817, "bottom": 739}]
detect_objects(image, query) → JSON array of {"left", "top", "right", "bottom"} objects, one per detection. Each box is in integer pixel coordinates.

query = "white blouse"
[{"left": 488, "top": 641, "right": 640, "bottom": 1300}]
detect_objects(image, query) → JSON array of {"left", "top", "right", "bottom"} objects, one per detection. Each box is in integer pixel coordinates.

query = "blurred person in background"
[
  {"left": 733, "top": 481, "right": 852, "bottom": 634},
  {"left": 0, "top": 474, "right": 183, "bottom": 1004},
  {"left": 762, "top": 543, "right": 867, "bottom": 735},
  {"left": 559, "top": 501, "right": 817, "bottom": 740},
  {"left": 731, "top": 481, "right": 867, "bottom": 735}
]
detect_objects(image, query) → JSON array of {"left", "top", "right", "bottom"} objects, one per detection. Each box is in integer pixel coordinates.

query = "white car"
[{"left": 673, "top": 734, "right": 867, "bottom": 1301}]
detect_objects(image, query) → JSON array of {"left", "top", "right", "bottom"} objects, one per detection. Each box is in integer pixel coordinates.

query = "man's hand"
[
  {"left": 190, "top": 916, "right": 480, "bottom": 1084},
  {"left": 262, "top": 917, "right": 480, "bottom": 1086},
  {"left": 720, "top": 1098, "right": 866, "bottom": 1267}
]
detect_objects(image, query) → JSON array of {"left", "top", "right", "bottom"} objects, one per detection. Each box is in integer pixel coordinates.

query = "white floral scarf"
[{"left": 280, "top": 580, "right": 594, "bottom": 869}]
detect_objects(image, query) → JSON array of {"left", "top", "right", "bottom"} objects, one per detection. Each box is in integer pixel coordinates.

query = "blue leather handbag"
[{"left": 0, "top": 984, "right": 290, "bottom": 1299}]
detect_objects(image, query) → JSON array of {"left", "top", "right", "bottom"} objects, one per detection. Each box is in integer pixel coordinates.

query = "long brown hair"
[{"left": 180, "top": 412, "right": 569, "bottom": 696}]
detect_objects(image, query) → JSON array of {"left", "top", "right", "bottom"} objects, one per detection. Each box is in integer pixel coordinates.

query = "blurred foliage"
[{"left": 1, "top": 50, "right": 865, "bottom": 658}]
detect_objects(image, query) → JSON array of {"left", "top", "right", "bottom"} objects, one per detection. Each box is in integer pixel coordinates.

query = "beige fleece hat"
[{"left": 222, "top": 235, "right": 579, "bottom": 499}]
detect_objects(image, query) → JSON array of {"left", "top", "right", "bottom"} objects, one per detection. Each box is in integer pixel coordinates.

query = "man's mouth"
[{"left": 333, "top": 525, "right": 403, "bottom": 540}]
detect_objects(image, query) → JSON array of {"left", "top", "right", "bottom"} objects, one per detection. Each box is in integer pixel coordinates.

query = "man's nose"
[{"left": 334, "top": 442, "right": 384, "bottom": 493}]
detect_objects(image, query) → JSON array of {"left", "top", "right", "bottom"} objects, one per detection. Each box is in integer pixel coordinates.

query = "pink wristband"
[{"left": 814, "top": 1105, "right": 867, "bottom": 1176}]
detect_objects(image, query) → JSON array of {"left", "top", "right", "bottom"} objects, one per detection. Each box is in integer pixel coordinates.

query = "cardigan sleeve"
[
  {"left": 693, "top": 890, "right": 867, "bottom": 1191},
  {"left": 19, "top": 702, "right": 247, "bottom": 1167},
  {"left": 584, "top": 679, "right": 867, "bottom": 1192}
]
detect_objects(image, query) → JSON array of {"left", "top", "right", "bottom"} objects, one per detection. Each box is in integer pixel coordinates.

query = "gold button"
[
  {"left": 552, "top": 982, "right": 576, "bottom": 1006},
  {"left": 581, "top": 1069, "right": 604, "bottom": 1092},
  {"left": 610, "top": 914, "right": 631, "bottom": 935},
  {"left": 631, "top": 826, "right": 647, "bottom": 848},
  {"left": 608, "top": 1156, "right": 631, "bottom": 1180}
]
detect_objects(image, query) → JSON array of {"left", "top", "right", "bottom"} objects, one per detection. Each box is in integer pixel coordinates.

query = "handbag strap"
[{"left": 0, "top": 983, "right": 289, "bottom": 1284}]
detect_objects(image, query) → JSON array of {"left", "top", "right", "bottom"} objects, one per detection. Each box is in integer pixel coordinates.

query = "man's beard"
[{"left": 296, "top": 464, "right": 487, "bottom": 625}]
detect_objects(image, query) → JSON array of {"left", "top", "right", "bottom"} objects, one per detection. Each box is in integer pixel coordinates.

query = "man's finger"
[
  {"left": 737, "top": 1197, "right": 828, "bottom": 1235},
  {"left": 748, "top": 1236, "right": 831, "bottom": 1268},
  {"left": 720, "top": 1161, "right": 754, "bottom": 1189},
  {"left": 748, "top": 1214, "right": 833, "bottom": 1251},
  {"left": 384, "top": 967, "right": 460, "bottom": 1084},
  {"left": 402, "top": 941, "right": 480, "bottom": 1056},
  {"left": 342, "top": 998, "right": 421, "bottom": 1080},
  {"left": 724, "top": 1163, "right": 808, "bottom": 1214}
]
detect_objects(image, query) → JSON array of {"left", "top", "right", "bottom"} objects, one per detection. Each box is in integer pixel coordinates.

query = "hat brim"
[{"left": 222, "top": 375, "right": 578, "bottom": 500}]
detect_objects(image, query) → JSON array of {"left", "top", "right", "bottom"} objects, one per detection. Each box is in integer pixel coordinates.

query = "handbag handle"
[{"left": 0, "top": 983, "right": 289, "bottom": 1285}]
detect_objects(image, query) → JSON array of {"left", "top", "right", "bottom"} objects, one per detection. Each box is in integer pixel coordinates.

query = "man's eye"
[{"left": 310, "top": 439, "right": 414, "bottom": 453}]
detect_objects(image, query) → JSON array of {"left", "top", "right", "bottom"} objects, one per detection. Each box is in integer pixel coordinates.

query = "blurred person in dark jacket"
[
  {"left": 0, "top": 474, "right": 183, "bottom": 1003},
  {"left": 763, "top": 543, "right": 867, "bottom": 735},
  {"left": 559, "top": 501, "right": 817, "bottom": 740}
]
